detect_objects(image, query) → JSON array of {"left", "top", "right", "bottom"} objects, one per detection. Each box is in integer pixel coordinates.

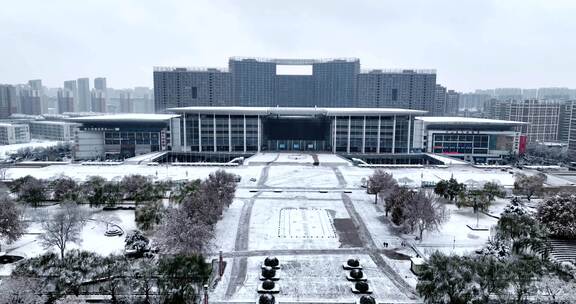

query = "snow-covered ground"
[
  {"left": 265, "top": 166, "right": 341, "bottom": 188},
  {"left": 245, "top": 152, "right": 351, "bottom": 166},
  {"left": 211, "top": 254, "right": 411, "bottom": 302},
  {"left": 0, "top": 140, "right": 66, "bottom": 160}
]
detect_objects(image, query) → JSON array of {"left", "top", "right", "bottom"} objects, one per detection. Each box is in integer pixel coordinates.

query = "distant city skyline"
[{"left": 1, "top": 0, "right": 575, "bottom": 91}]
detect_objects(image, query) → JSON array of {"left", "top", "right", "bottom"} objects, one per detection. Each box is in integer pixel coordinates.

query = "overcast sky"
[{"left": 1, "top": 0, "right": 575, "bottom": 92}]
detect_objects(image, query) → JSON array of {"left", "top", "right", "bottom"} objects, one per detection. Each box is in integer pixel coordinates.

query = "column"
[
  {"left": 183, "top": 114, "right": 187, "bottom": 152},
  {"left": 377, "top": 116, "right": 381, "bottom": 154},
  {"left": 198, "top": 114, "right": 202, "bottom": 152},
  {"left": 407, "top": 115, "right": 412, "bottom": 153},
  {"left": 243, "top": 115, "right": 247, "bottom": 153},
  {"left": 362, "top": 116, "right": 366, "bottom": 154},
  {"left": 228, "top": 115, "right": 232, "bottom": 152},
  {"left": 213, "top": 114, "right": 217, "bottom": 152},
  {"left": 347, "top": 116, "right": 351, "bottom": 154},
  {"left": 332, "top": 116, "right": 337, "bottom": 153},
  {"left": 257, "top": 115, "right": 261, "bottom": 152},
  {"left": 392, "top": 115, "right": 396, "bottom": 154}
]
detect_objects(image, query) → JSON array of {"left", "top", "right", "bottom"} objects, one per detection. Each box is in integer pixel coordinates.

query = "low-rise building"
[
  {"left": 414, "top": 116, "right": 527, "bottom": 163},
  {"left": 0, "top": 123, "right": 30, "bottom": 145},
  {"left": 28, "top": 120, "right": 79, "bottom": 141},
  {"left": 69, "top": 114, "right": 178, "bottom": 160}
]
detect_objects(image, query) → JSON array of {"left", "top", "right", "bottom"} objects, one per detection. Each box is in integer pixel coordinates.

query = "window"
[
  {"left": 392, "top": 89, "right": 398, "bottom": 101},
  {"left": 192, "top": 87, "right": 198, "bottom": 99}
]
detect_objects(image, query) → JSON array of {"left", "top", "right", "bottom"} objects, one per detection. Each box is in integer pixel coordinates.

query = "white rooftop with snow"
[
  {"left": 168, "top": 106, "right": 426, "bottom": 116},
  {"left": 68, "top": 113, "right": 180, "bottom": 122},
  {"left": 416, "top": 116, "right": 527, "bottom": 125}
]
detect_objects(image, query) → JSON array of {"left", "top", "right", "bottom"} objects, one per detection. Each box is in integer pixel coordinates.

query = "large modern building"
[
  {"left": 77, "top": 78, "right": 91, "bottom": 112},
  {"left": 167, "top": 107, "right": 425, "bottom": 156},
  {"left": 0, "top": 84, "right": 17, "bottom": 119},
  {"left": 154, "top": 57, "right": 437, "bottom": 113},
  {"left": 414, "top": 117, "right": 526, "bottom": 163},
  {"left": 69, "top": 114, "right": 177, "bottom": 160}
]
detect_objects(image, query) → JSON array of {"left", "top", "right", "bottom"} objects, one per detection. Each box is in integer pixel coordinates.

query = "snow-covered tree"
[
  {"left": 0, "top": 277, "right": 46, "bottom": 304},
  {"left": 156, "top": 208, "right": 213, "bottom": 254},
  {"left": 81, "top": 176, "right": 107, "bottom": 207},
  {"left": 482, "top": 181, "right": 506, "bottom": 201},
  {"left": 385, "top": 186, "right": 413, "bottom": 221},
  {"left": 124, "top": 230, "right": 150, "bottom": 253},
  {"left": 203, "top": 169, "right": 237, "bottom": 209},
  {"left": 534, "top": 274, "right": 576, "bottom": 303},
  {"left": 513, "top": 173, "right": 546, "bottom": 201},
  {"left": 537, "top": 193, "right": 576, "bottom": 239},
  {"left": 367, "top": 169, "right": 397, "bottom": 204},
  {"left": 157, "top": 254, "right": 210, "bottom": 304},
  {"left": 0, "top": 193, "right": 27, "bottom": 248},
  {"left": 404, "top": 190, "right": 447, "bottom": 240},
  {"left": 39, "top": 202, "right": 86, "bottom": 259},
  {"left": 135, "top": 200, "right": 164, "bottom": 231},
  {"left": 50, "top": 176, "right": 79, "bottom": 202},
  {"left": 11, "top": 175, "right": 46, "bottom": 207},
  {"left": 97, "top": 255, "right": 130, "bottom": 303},
  {"left": 496, "top": 202, "right": 547, "bottom": 254},
  {"left": 457, "top": 189, "right": 492, "bottom": 227},
  {"left": 434, "top": 177, "right": 466, "bottom": 202},
  {"left": 416, "top": 252, "right": 482, "bottom": 303}
]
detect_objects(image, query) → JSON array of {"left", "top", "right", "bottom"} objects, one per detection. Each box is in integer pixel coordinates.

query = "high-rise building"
[
  {"left": 153, "top": 57, "right": 437, "bottom": 113},
  {"left": 119, "top": 91, "right": 133, "bottom": 113},
  {"left": 485, "top": 99, "right": 561, "bottom": 143},
  {"left": 432, "top": 85, "right": 447, "bottom": 116},
  {"left": 522, "top": 89, "right": 538, "bottom": 99},
  {"left": 19, "top": 87, "right": 42, "bottom": 115},
  {"left": 90, "top": 90, "right": 106, "bottom": 113},
  {"left": 558, "top": 100, "right": 575, "bottom": 144},
  {"left": 57, "top": 89, "right": 75, "bottom": 113},
  {"left": 495, "top": 88, "right": 522, "bottom": 100},
  {"left": 94, "top": 77, "right": 107, "bottom": 91},
  {"left": 0, "top": 84, "right": 17, "bottom": 119},
  {"left": 77, "top": 78, "right": 91, "bottom": 112},
  {"left": 538, "top": 87, "right": 571, "bottom": 100},
  {"left": 445, "top": 90, "right": 460, "bottom": 116},
  {"left": 459, "top": 93, "right": 491, "bottom": 112}
]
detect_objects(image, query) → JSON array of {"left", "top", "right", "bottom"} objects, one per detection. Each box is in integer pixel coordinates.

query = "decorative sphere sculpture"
[
  {"left": 350, "top": 269, "right": 364, "bottom": 279},
  {"left": 262, "top": 279, "right": 275, "bottom": 290},
  {"left": 259, "top": 294, "right": 275, "bottom": 304},
  {"left": 261, "top": 266, "right": 276, "bottom": 278},
  {"left": 264, "top": 256, "right": 279, "bottom": 267},
  {"left": 359, "top": 295, "right": 376, "bottom": 304},
  {"left": 347, "top": 258, "right": 360, "bottom": 267},
  {"left": 355, "top": 281, "right": 369, "bottom": 293}
]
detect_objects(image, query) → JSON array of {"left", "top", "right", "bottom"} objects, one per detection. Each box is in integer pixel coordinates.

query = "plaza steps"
[{"left": 547, "top": 239, "right": 576, "bottom": 264}]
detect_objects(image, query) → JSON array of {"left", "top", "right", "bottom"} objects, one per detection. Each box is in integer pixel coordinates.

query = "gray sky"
[{"left": 1, "top": 0, "right": 575, "bottom": 92}]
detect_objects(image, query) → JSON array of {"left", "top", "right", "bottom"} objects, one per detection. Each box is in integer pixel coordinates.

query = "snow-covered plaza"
[{"left": 3, "top": 152, "right": 576, "bottom": 302}]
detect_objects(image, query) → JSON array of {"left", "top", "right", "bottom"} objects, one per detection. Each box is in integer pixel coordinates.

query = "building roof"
[
  {"left": 415, "top": 116, "right": 527, "bottom": 126},
  {"left": 68, "top": 114, "right": 179, "bottom": 123},
  {"left": 168, "top": 106, "right": 427, "bottom": 116}
]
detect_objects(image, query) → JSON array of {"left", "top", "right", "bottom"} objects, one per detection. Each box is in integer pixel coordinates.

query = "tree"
[
  {"left": 417, "top": 252, "right": 481, "bottom": 304},
  {"left": 121, "top": 175, "right": 163, "bottom": 204},
  {"left": 0, "top": 193, "right": 27, "bottom": 249},
  {"left": 124, "top": 230, "right": 150, "bottom": 255},
  {"left": 39, "top": 202, "right": 86, "bottom": 259},
  {"left": 507, "top": 256, "right": 546, "bottom": 303},
  {"left": 385, "top": 186, "right": 413, "bottom": 222},
  {"left": 135, "top": 200, "right": 164, "bottom": 231},
  {"left": 203, "top": 169, "right": 237, "bottom": 209},
  {"left": 482, "top": 181, "right": 506, "bottom": 201},
  {"left": 97, "top": 255, "right": 130, "bottom": 304},
  {"left": 496, "top": 202, "right": 547, "bottom": 254},
  {"left": 458, "top": 189, "right": 492, "bottom": 228},
  {"left": 0, "top": 277, "right": 46, "bottom": 304},
  {"left": 156, "top": 207, "right": 213, "bottom": 254},
  {"left": 102, "top": 181, "right": 123, "bottom": 207},
  {"left": 50, "top": 176, "right": 80, "bottom": 202},
  {"left": 131, "top": 259, "right": 157, "bottom": 304},
  {"left": 81, "top": 176, "right": 107, "bottom": 207},
  {"left": 171, "top": 179, "right": 201, "bottom": 205},
  {"left": 434, "top": 177, "right": 466, "bottom": 202},
  {"left": 12, "top": 175, "right": 46, "bottom": 207},
  {"left": 471, "top": 255, "right": 510, "bottom": 302},
  {"left": 367, "top": 169, "right": 397, "bottom": 204},
  {"left": 537, "top": 193, "right": 576, "bottom": 239},
  {"left": 157, "top": 254, "right": 211, "bottom": 304},
  {"left": 513, "top": 173, "right": 546, "bottom": 201},
  {"left": 533, "top": 274, "right": 576, "bottom": 303},
  {"left": 404, "top": 190, "right": 447, "bottom": 240}
]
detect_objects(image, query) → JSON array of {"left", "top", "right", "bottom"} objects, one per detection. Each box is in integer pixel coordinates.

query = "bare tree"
[
  {"left": 367, "top": 169, "right": 397, "bottom": 204},
  {"left": 0, "top": 193, "right": 27, "bottom": 250},
  {"left": 156, "top": 207, "right": 213, "bottom": 254},
  {"left": 0, "top": 277, "right": 46, "bottom": 304},
  {"left": 404, "top": 190, "right": 448, "bottom": 240},
  {"left": 38, "top": 202, "right": 86, "bottom": 259},
  {"left": 513, "top": 173, "right": 546, "bottom": 201}
]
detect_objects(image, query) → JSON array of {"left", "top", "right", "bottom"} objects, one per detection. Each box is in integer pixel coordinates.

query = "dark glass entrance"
[{"left": 262, "top": 117, "right": 331, "bottom": 151}]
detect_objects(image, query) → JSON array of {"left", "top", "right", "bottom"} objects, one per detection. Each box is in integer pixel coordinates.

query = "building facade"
[
  {"left": 70, "top": 114, "right": 177, "bottom": 160},
  {"left": 168, "top": 106, "right": 425, "bottom": 155},
  {"left": 0, "top": 84, "right": 17, "bottom": 119},
  {"left": 28, "top": 121, "right": 78, "bottom": 141},
  {"left": 154, "top": 57, "right": 437, "bottom": 113},
  {"left": 0, "top": 123, "right": 30, "bottom": 145},
  {"left": 414, "top": 117, "right": 525, "bottom": 163},
  {"left": 77, "top": 78, "right": 91, "bottom": 112},
  {"left": 485, "top": 99, "right": 561, "bottom": 143}
]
